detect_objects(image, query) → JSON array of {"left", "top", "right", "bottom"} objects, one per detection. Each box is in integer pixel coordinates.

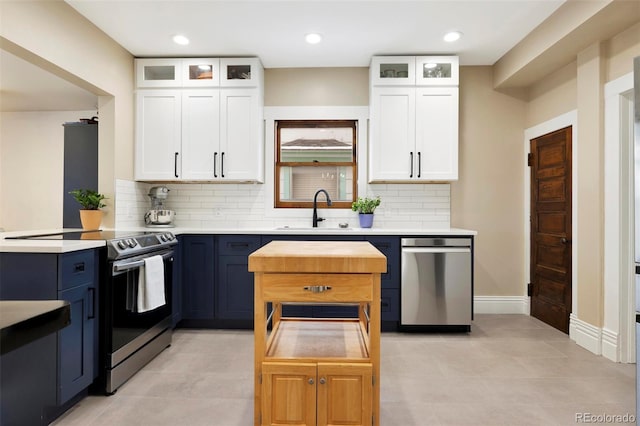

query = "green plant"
[
  {"left": 69, "top": 189, "right": 107, "bottom": 210},
  {"left": 351, "top": 196, "right": 381, "bottom": 214}
]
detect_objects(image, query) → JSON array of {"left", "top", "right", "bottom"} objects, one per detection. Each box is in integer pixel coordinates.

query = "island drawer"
[
  {"left": 59, "top": 250, "right": 95, "bottom": 291},
  {"left": 260, "top": 274, "right": 373, "bottom": 303}
]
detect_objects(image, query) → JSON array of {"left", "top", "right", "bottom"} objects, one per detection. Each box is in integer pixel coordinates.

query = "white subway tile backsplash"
[{"left": 115, "top": 179, "right": 450, "bottom": 229}]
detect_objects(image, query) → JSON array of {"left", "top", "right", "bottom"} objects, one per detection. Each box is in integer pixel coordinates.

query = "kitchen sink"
[{"left": 275, "top": 226, "right": 353, "bottom": 231}]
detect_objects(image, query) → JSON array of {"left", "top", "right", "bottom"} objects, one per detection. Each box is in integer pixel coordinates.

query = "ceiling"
[
  {"left": 1, "top": 0, "right": 567, "bottom": 112},
  {"left": 66, "top": 0, "right": 565, "bottom": 68}
]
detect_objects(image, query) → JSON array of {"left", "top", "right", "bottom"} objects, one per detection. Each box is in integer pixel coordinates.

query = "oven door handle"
[{"left": 112, "top": 251, "right": 174, "bottom": 273}]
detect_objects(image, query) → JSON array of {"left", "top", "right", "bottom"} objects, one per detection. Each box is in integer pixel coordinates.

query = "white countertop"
[{"left": 0, "top": 226, "right": 476, "bottom": 253}]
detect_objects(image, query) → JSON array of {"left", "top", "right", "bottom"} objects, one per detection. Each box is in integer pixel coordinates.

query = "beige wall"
[
  {"left": 265, "top": 68, "right": 369, "bottom": 106},
  {"left": 451, "top": 67, "right": 526, "bottom": 296},
  {"left": 0, "top": 0, "right": 134, "bottom": 228},
  {"left": 524, "top": 27, "right": 639, "bottom": 328},
  {"left": 0, "top": 111, "right": 94, "bottom": 230}
]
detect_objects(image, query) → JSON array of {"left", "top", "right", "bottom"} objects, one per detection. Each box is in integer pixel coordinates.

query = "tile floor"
[{"left": 52, "top": 314, "right": 636, "bottom": 425}]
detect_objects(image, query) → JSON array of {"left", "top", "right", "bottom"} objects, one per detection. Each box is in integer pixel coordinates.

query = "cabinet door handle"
[
  {"left": 221, "top": 152, "right": 225, "bottom": 178},
  {"left": 88, "top": 287, "right": 95, "bottom": 319},
  {"left": 303, "top": 285, "right": 332, "bottom": 293},
  {"left": 229, "top": 242, "right": 250, "bottom": 249},
  {"left": 319, "top": 377, "right": 326, "bottom": 385},
  {"left": 74, "top": 262, "right": 85, "bottom": 272},
  {"left": 213, "top": 152, "right": 218, "bottom": 178},
  {"left": 409, "top": 152, "right": 414, "bottom": 178},
  {"left": 174, "top": 152, "right": 179, "bottom": 178},
  {"left": 308, "top": 378, "right": 314, "bottom": 385},
  {"left": 417, "top": 152, "right": 421, "bottom": 178}
]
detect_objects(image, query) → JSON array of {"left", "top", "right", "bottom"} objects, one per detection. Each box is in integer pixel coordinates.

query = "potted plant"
[
  {"left": 351, "top": 196, "right": 381, "bottom": 228},
  {"left": 69, "top": 189, "right": 107, "bottom": 230}
]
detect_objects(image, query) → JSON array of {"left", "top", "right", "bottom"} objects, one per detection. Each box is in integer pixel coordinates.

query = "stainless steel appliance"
[
  {"left": 401, "top": 237, "right": 472, "bottom": 331},
  {"left": 633, "top": 55, "right": 639, "bottom": 421},
  {"left": 145, "top": 186, "right": 176, "bottom": 227},
  {"left": 102, "top": 231, "right": 177, "bottom": 393}
]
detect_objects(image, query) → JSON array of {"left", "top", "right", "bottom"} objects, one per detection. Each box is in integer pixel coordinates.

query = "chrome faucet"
[{"left": 312, "top": 189, "right": 332, "bottom": 227}]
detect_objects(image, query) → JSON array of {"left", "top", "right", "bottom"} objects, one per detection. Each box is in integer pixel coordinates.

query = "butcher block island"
[{"left": 249, "top": 241, "right": 387, "bottom": 426}]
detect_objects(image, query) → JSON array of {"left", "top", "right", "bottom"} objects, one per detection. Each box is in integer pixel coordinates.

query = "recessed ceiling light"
[
  {"left": 425, "top": 63, "right": 438, "bottom": 69},
  {"left": 305, "top": 33, "right": 322, "bottom": 44},
  {"left": 443, "top": 31, "right": 462, "bottom": 43},
  {"left": 173, "top": 34, "right": 190, "bottom": 45}
]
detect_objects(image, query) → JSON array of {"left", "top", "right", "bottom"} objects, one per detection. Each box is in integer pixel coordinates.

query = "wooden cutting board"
[{"left": 248, "top": 240, "right": 387, "bottom": 273}]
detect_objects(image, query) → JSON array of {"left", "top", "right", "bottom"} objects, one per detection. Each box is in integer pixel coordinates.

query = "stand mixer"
[{"left": 145, "top": 186, "right": 176, "bottom": 227}]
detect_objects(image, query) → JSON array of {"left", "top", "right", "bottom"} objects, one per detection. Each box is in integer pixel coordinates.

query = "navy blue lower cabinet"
[
  {"left": 171, "top": 246, "right": 182, "bottom": 327},
  {"left": 215, "top": 235, "right": 261, "bottom": 325},
  {"left": 0, "top": 249, "right": 100, "bottom": 411},
  {"left": 181, "top": 235, "right": 215, "bottom": 320},
  {"left": 58, "top": 284, "right": 95, "bottom": 404}
]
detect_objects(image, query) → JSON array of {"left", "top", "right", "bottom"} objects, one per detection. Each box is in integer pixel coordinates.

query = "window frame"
[{"left": 274, "top": 119, "right": 358, "bottom": 209}]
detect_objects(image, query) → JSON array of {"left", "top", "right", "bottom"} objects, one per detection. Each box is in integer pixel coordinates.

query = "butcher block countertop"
[{"left": 248, "top": 240, "right": 387, "bottom": 273}]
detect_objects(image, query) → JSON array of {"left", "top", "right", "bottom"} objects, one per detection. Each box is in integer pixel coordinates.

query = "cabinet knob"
[
  {"left": 308, "top": 378, "right": 314, "bottom": 385},
  {"left": 319, "top": 377, "right": 326, "bottom": 385}
]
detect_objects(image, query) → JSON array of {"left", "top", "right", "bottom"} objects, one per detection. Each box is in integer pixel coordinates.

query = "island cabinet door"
[
  {"left": 317, "top": 363, "right": 372, "bottom": 426},
  {"left": 262, "top": 362, "right": 317, "bottom": 426}
]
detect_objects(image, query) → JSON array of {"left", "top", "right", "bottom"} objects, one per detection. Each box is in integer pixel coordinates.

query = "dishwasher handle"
[{"left": 402, "top": 247, "right": 470, "bottom": 254}]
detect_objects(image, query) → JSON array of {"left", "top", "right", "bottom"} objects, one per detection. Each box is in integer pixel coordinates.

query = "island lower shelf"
[{"left": 266, "top": 318, "right": 371, "bottom": 360}]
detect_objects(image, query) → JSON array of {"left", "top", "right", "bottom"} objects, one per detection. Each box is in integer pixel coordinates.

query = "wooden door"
[
  {"left": 317, "top": 363, "right": 372, "bottom": 426},
  {"left": 530, "top": 126, "right": 572, "bottom": 333},
  {"left": 262, "top": 362, "right": 317, "bottom": 426}
]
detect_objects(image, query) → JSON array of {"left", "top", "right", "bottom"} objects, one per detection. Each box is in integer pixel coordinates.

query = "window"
[{"left": 275, "top": 120, "right": 357, "bottom": 208}]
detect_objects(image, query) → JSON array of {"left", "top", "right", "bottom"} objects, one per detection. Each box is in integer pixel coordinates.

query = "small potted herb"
[
  {"left": 69, "top": 189, "right": 107, "bottom": 230},
  {"left": 351, "top": 196, "right": 381, "bottom": 228}
]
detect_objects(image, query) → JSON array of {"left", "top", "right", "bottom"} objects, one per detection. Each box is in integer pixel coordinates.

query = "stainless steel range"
[{"left": 102, "top": 231, "right": 177, "bottom": 393}]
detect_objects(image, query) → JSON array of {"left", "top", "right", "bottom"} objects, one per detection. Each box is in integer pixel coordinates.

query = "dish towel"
[{"left": 137, "top": 255, "right": 166, "bottom": 313}]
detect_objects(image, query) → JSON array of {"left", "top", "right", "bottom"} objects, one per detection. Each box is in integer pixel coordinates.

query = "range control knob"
[
  {"left": 160, "top": 234, "right": 167, "bottom": 242},
  {"left": 117, "top": 240, "right": 127, "bottom": 250},
  {"left": 164, "top": 233, "right": 174, "bottom": 241},
  {"left": 127, "top": 239, "right": 136, "bottom": 248}
]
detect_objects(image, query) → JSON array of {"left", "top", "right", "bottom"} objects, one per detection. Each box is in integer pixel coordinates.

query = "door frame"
[
  {"left": 523, "top": 111, "right": 578, "bottom": 334},
  {"left": 603, "top": 72, "right": 634, "bottom": 363}
]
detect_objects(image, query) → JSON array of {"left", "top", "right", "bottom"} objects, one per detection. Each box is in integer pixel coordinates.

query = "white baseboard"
[
  {"left": 570, "top": 313, "right": 602, "bottom": 356},
  {"left": 474, "top": 296, "right": 528, "bottom": 314},
  {"left": 601, "top": 328, "right": 619, "bottom": 362}
]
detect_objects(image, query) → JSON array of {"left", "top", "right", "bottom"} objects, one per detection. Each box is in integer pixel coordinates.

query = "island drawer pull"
[{"left": 303, "top": 285, "right": 332, "bottom": 293}]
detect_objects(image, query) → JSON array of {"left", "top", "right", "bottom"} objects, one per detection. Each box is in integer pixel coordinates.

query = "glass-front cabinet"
[
  {"left": 220, "top": 58, "right": 263, "bottom": 87},
  {"left": 136, "top": 59, "right": 183, "bottom": 88},
  {"left": 370, "top": 56, "right": 416, "bottom": 86},
  {"left": 182, "top": 58, "right": 220, "bottom": 87},
  {"left": 415, "top": 56, "right": 459, "bottom": 86}
]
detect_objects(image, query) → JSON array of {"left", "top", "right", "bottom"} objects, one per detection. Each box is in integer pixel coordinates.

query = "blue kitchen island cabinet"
[
  {"left": 180, "top": 235, "right": 216, "bottom": 323},
  {"left": 215, "top": 235, "right": 261, "bottom": 326},
  {"left": 0, "top": 249, "right": 99, "bottom": 414}
]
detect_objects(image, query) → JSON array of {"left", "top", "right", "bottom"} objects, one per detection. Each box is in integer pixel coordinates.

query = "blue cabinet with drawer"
[
  {"left": 0, "top": 249, "right": 99, "bottom": 409},
  {"left": 216, "top": 235, "right": 262, "bottom": 325},
  {"left": 180, "top": 235, "right": 215, "bottom": 321}
]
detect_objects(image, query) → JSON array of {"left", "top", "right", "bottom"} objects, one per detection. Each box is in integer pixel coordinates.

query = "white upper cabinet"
[
  {"left": 369, "top": 55, "right": 459, "bottom": 182},
  {"left": 134, "top": 57, "right": 264, "bottom": 183},
  {"left": 182, "top": 59, "right": 221, "bottom": 87},
  {"left": 136, "top": 58, "right": 223, "bottom": 87},
  {"left": 415, "top": 56, "right": 459, "bottom": 86},
  {"left": 370, "top": 56, "right": 416, "bottom": 86},
  {"left": 135, "top": 90, "right": 182, "bottom": 180},
  {"left": 180, "top": 90, "right": 220, "bottom": 180},
  {"left": 136, "top": 59, "right": 183, "bottom": 88},
  {"left": 220, "top": 58, "right": 263, "bottom": 87}
]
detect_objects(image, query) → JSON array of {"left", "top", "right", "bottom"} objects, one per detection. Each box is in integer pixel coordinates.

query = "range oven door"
[{"left": 105, "top": 249, "right": 174, "bottom": 370}]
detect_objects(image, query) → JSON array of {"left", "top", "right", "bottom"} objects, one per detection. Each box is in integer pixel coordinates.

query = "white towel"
[{"left": 137, "top": 255, "right": 166, "bottom": 313}]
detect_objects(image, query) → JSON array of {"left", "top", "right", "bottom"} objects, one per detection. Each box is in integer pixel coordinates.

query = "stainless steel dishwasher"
[{"left": 401, "top": 237, "right": 472, "bottom": 331}]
